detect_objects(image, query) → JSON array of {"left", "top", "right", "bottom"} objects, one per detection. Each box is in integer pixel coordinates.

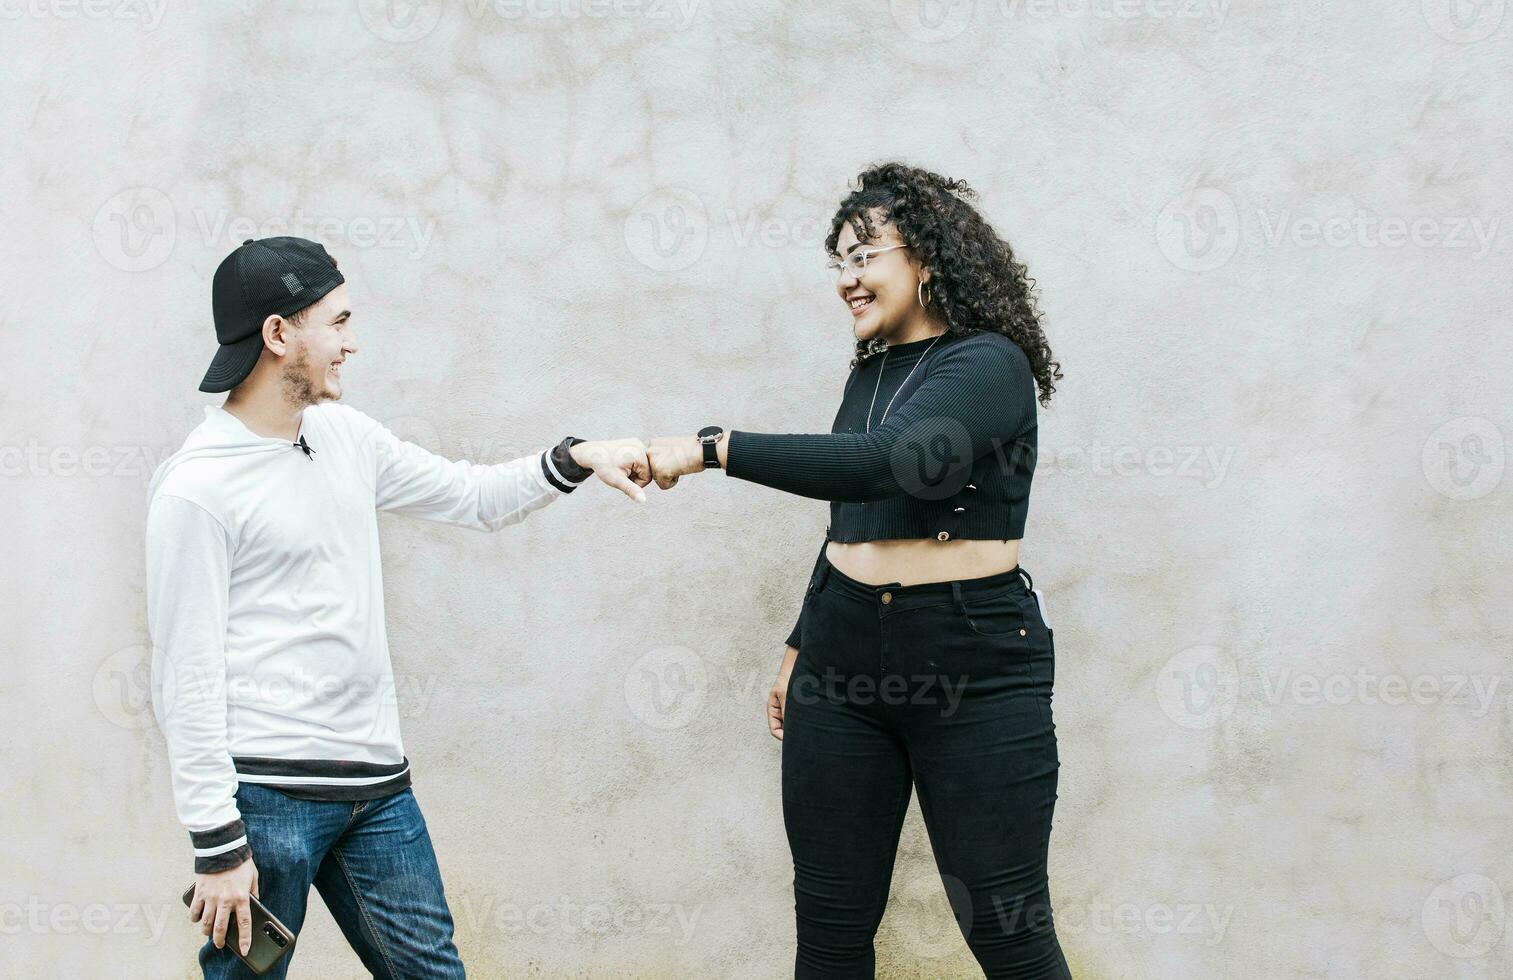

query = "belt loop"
[
  {"left": 1016, "top": 566, "right": 1034, "bottom": 591},
  {"left": 950, "top": 581, "right": 965, "bottom": 614},
  {"left": 814, "top": 560, "right": 831, "bottom": 597}
]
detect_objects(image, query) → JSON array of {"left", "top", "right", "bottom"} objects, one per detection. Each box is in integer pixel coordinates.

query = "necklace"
[{"left": 865, "top": 333, "right": 945, "bottom": 432}]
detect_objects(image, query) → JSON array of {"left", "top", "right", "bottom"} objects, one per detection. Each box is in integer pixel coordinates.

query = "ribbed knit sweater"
[{"left": 723, "top": 329, "right": 1039, "bottom": 648}]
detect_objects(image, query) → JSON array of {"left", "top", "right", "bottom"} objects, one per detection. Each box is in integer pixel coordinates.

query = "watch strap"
[{"left": 698, "top": 426, "right": 723, "bottom": 470}]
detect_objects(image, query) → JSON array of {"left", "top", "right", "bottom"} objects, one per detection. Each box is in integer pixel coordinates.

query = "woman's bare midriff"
[{"left": 824, "top": 538, "right": 1022, "bottom": 587}]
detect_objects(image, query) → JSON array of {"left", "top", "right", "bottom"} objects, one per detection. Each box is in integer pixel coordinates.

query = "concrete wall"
[{"left": 2, "top": 2, "right": 1509, "bottom": 976}]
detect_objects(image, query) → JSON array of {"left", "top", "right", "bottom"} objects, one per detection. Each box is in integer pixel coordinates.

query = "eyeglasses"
[{"left": 825, "top": 244, "right": 908, "bottom": 280}]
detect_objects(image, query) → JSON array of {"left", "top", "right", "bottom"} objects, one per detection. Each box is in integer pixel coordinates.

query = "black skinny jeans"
[{"left": 782, "top": 552, "right": 1071, "bottom": 979}]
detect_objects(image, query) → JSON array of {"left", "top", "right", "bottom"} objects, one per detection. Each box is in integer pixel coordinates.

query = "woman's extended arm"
[{"left": 724, "top": 334, "right": 1035, "bottom": 503}]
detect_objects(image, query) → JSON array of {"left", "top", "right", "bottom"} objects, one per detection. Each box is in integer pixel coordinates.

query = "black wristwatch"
[{"left": 697, "top": 426, "right": 724, "bottom": 470}]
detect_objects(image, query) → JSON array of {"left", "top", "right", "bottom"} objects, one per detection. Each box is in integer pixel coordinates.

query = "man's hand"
[
  {"left": 189, "top": 857, "right": 259, "bottom": 956},
  {"left": 646, "top": 436, "right": 707, "bottom": 490},
  {"left": 768, "top": 644, "right": 800, "bottom": 740},
  {"left": 569, "top": 438, "right": 653, "bottom": 503}
]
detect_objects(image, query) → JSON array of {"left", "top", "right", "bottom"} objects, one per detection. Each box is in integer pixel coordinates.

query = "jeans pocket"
[{"left": 959, "top": 587, "right": 1032, "bottom": 639}]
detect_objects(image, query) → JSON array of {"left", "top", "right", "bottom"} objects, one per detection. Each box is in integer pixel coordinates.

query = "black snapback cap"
[{"left": 199, "top": 236, "right": 346, "bottom": 393}]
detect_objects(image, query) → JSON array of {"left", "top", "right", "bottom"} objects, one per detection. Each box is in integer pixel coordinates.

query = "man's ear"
[{"left": 261, "top": 314, "right": 290, "bottom": 356}]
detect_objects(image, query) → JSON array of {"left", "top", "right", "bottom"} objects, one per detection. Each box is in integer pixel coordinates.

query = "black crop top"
[{"left": 722, "top": 329, "right": 1039, "bottom": 649}]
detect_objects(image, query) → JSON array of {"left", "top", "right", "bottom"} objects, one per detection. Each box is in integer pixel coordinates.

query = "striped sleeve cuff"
[
  {"left": 541, "top": 439, "right": 593, "bottom": 493},
  {"left": 191, "top": 819, "right": 252, "bottom": 875}
]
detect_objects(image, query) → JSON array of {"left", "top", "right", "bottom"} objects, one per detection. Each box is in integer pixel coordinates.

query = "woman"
[{"left": 647, "top": 162, "right": 1067, "bottom": 979}]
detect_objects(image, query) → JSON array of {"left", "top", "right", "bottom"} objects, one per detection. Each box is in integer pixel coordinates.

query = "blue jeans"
[
  {"left": 783, "top": 554, "right": 1071, "bottom": 978},
  {"left": 200, "top": 783, "right": 465, "bottom": 979}
]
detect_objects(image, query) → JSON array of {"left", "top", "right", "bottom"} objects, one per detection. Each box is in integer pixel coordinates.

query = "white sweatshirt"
[{"left": 145, "top": 402, "right": 588, "bottom": 872}]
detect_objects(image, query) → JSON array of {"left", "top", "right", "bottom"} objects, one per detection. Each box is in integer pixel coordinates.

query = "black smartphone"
[{"left": 181, "top": 884, "right": 297, "bottom": 975}]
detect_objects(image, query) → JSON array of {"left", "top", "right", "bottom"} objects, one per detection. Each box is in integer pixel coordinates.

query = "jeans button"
[{"left": 881, "top": 592, "right": 893, "bottom": 604}]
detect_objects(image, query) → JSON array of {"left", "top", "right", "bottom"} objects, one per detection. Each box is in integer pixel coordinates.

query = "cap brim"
[{"left": 198, "top": 332, "right": 265, "bottom": 393}]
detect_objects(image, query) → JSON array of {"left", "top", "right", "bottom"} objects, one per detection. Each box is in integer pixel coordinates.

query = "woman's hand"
[
  {"left": 646, "top": 436, "right": 706, "bottom": 490},
  {"left": 768, "top": 644, "right": 800, "bottom": 740}
]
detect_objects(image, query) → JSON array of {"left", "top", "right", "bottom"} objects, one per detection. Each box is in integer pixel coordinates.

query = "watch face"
[{"left": 697, "top": 425, "right": 723, "bottom": 440}]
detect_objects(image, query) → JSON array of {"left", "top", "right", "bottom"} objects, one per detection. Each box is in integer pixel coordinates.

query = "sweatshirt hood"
[{"left": 147, "top": 405, "right": 309, "bottom": 501}]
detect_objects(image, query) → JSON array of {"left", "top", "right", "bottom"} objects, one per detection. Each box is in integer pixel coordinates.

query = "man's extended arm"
[{"left": 350, "top": 410, "right": 649, "bottom": 525}]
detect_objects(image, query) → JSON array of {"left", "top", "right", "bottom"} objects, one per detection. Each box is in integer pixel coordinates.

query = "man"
[{"left": 145, "top": 236, "right": 651, "bottom": 977}]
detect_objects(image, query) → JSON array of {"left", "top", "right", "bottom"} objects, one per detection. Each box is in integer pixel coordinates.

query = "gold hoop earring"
[{"left": 917, "top": 281, "right": 933, "bottom": 308}]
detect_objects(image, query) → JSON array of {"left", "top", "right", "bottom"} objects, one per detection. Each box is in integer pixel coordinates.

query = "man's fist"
[{"left": 568, "top": 438, "right": 653, "bottom": 502}]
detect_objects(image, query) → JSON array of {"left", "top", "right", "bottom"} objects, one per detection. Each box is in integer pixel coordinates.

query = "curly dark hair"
[{"left": 826, "top": 162, "right": 1060, "bottom": 406}]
